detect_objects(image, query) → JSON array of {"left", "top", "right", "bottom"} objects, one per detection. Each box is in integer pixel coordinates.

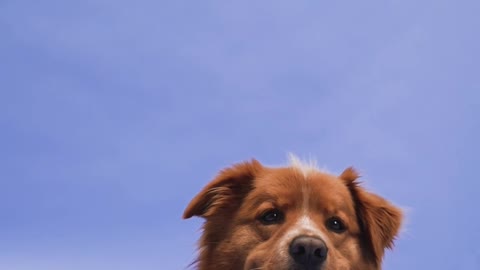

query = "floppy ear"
[
  {"left": 340, "top": 167, "right": 403, "bottom": 265},
  {"left": 183, "top": 160, "right": 263, "bottom": 219}
]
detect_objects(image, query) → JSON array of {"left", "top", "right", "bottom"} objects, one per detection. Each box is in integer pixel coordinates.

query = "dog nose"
[{"left": 289, "top": 236, "right": 328, "bottom": 267}]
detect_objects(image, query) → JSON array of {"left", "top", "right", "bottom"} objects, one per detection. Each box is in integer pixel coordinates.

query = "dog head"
[{"left": 183, "top": 157, "right": 402, "bottom": 270}]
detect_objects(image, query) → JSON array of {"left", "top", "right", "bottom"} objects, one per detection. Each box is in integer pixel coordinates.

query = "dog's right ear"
[{"left": 183, "top": 160, "right": 263, "bottom": 219}]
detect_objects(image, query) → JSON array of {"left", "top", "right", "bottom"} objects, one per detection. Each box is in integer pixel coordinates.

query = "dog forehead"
[
  {"left": 254, "top": 168, "right": 346, "bottom": 199},
  {"left": 255, "top": 166, "right": 340, "bottom": 188},
  {"left": 250, "top": 168, "right": 304, "bottom": 204},
  {"left": 251, "top": 168, "right": 355, "bottom": 216}
]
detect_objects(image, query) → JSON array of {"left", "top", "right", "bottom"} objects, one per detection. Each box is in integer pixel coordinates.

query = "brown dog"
[{"left": 184, "top": 155, "right": 402, "bottom": 270}]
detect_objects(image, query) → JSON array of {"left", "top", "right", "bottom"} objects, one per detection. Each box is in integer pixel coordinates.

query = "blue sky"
[{"left": 1, "top": 0, "right": 479, "bottom": 269}]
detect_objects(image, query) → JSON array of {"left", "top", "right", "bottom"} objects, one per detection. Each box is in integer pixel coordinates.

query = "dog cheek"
[
  {"left": 218, "top": 226, "right": 263, "bottom": 262},
  {"left": 244, "top": 242, "right": 289, "bottom": 270}
]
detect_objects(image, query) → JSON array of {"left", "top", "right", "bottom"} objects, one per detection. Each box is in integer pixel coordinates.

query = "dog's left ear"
[
  {"left": 183, "top": 160, "right": 263, "bottom": 219},
  {"left": 340, "top": 167, "right": 403, "bottom": 266}
]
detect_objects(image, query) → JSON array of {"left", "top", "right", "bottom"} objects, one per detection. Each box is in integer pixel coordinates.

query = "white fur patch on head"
[
  {"left": 287, "top": 153, "right": 324, "bottom": 178},
  {"left": 279, "top": 215, "right": 328, "bottom": 249}
]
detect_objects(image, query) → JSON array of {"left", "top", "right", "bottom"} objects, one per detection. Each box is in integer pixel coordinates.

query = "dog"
[{"left": 183, "top": 155, "right": 402, "bottom": 270}]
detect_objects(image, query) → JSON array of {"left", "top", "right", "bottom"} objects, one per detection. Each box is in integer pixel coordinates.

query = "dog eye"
[
  {"left": 259, "top": 209, "right": 284, "bottom": 225},
  {"left": 326, "top": 217, "right": 346, "bottom": 233}
]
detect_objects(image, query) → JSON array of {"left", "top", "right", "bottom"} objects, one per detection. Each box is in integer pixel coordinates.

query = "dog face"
[{"left": 183, "top": 157, "right": 402, "bottom": 270}]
